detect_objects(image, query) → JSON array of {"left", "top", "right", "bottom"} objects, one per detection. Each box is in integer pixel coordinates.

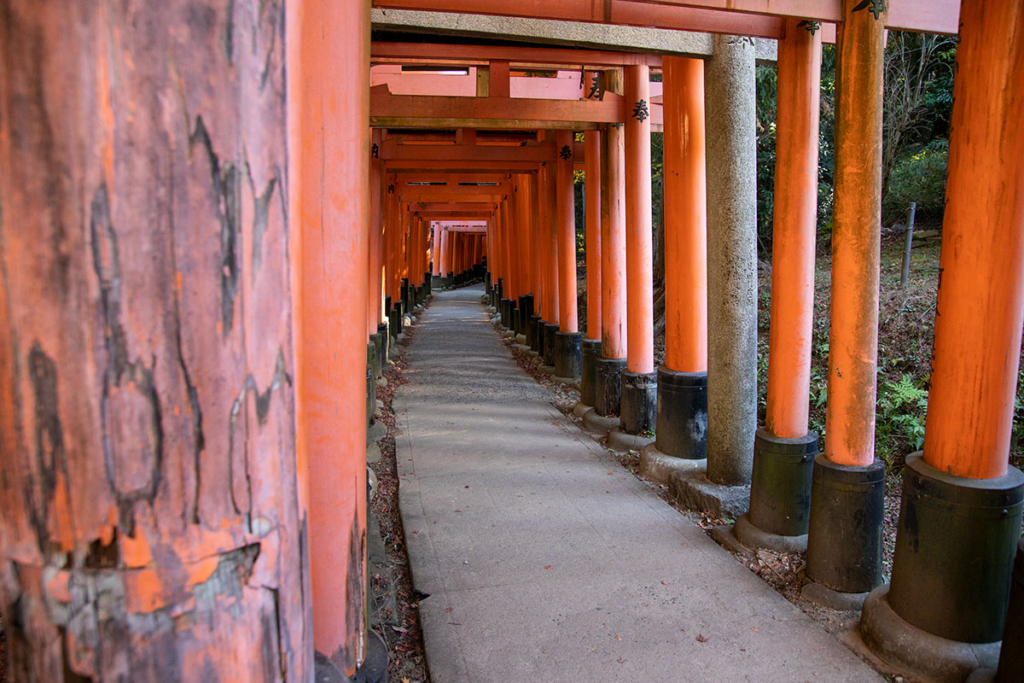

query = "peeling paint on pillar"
[{"left": 0, "top": 1, "right": 311, "bottom": 680}]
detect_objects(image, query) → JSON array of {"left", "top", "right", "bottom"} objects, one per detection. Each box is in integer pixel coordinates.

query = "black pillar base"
[
  {"left": 384, "top": 295, "right": 392, "bottom": 317},
  {"left": 424, "top": 271, "right": 432, "bottom": 296},
  {"left": 500, "top": 299, "right": 514, "bottom": 329},
  {"left": 485, "top": 272, "right": 492, "bottom": 296},
  {"left": 376, "top": 322, "right": 389, "bottom": 369},
  {"left": 406, "top": 286, "right": 416, "bottom": 314},
  {"left": 997, "top": 539, "right": 1024, "bottom": 681},
  {"left": 522, "top": 294, "right": 535, "bottom": 327},
  {"left": 529, "top": 315, "right": 543, "bottom": 353},
  {"left": 806, "top": 454, "right": 885, "bottom": 594},
  {"left": 369, "top": 333, "right": 383, "bottom": 380},
  {"left": 554, "top": 331, "right": 583, "bottom": 379},
  {"left": 883, "top": 453, "right": 1024, "bottom": 643},
  {"left": 654, "top": 368, "right": 708, "bottom": 460},
  {"left": 542, "top": 323, "right": 559, "bottom": 367},
  {"left": 432, "top": 273, "right": 442, "bottom": 289},
  {"left": 366, "top": 343, "right": 376, "bottom": 428},
  {"left": 594, "top": 357, "right": 627, "bottom": 417},
  {"left": 388, "top": 307, "right": 401, "bottom": 339},
  {"left": 580, "top": 339, "right": 602, "bottom": 406},
  {"left": 747, "top": 428, "right": 818, "bottom": 537},
  {"left": 515, "top": 296, "right": 526, "bottom": 336},
  {"left": 620, "top": 370, "right": 657, "bottom": 435}
]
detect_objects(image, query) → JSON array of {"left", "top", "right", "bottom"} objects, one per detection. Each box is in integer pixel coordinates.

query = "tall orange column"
[
  {"left": 738, "top": 21, "right": 823, "bottom": 551},
  {"left": 580, "top": 129, "right": 604, "bottom": 406},
  {"left": 369, "top": 128, "right": 384, "bottom": 338},
  {"left": 0, "top": 2, "right": 311, "bottom": 679},
  {"left": 432, "top": 222, "right": 442, "bottom": 278},
  {"left": 619, "top": 64, "right": 656, "bottom": 435},
  {"left": 651, "top": 55, "right": 710, "bottom": 463},
  {"left": 862, "top": 1, "right": 1024, "bottom": 665},
  {"left": 806, "top": 0, "right": 888, "bottom": 603},
  {"left": 541, "top": 160, "right": 561, "bottom": 366},
  {"left": 554, "top": 130, "right": 582, "bottom": 378},
  {"left": 595, "top": 109, "right": 629, "bottom": 417}
]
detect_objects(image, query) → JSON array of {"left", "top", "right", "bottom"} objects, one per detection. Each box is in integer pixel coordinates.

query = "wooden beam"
[
  {"left": 371, "top": 84, "right": 624, "bottom": 130},
  {"left": 379, "top": 136, "right": 585, "bottom": 162},
  {"left": 372, "top": 42, "right": 663, "bottom": 68},
  {"left": 372, "top": 0, "right": 959, "bottom": 35}
]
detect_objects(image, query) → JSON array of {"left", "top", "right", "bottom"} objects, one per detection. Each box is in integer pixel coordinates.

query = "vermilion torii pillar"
[
  {"left": 640, "top": 55, "right": 710, "bottom": 483},
  {"left": 432, "top": 221, "right": 443, "bottom": 288},
  {"left": 862, "top": 2, "right": 1024, "bottom": 677},
  {"left": 612, "top": 64, "right": 657, "bottom": 445},
  {"left": 735, "top": 19, "right": 822, "bottom": 553},
  {"left": 0, "top": 2, "right": 313, "bottom": 679},
  {"left": 579, "top": 129, "right": 604, "bottom": 407},
  {"left": 528, "top": 171, "right": 545, "bottom": 351},
  {"left": 805, "top": 0, "right": 888, "bottom": 609},
  {"left": 594, "top": 101, "right": 629, "bottom": 419},
  {"left": 554, "top": 130, "right": 583, "bottom": 380},
  {"left": 541, "top": 162, "right": 562, "bottom": 368}
]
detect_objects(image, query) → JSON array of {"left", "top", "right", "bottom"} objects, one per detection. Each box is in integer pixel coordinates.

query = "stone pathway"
[{"left": 393, "top": 284, "right": 882, "bottom": 683}]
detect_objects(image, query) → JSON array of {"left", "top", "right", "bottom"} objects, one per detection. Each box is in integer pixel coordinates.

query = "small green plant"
[{"left": 876, "top": 374, "right": 929, "bottom": 468}]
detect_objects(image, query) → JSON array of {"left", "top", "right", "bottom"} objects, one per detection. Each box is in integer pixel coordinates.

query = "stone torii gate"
[{"left": 2, "top": 2, "right": 1021, "bottom": 683}]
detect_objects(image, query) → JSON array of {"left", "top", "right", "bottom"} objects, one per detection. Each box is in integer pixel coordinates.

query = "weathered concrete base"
[
  {"left": 516, "top": 334, "right": 527, "bottom": 344},
  {"left": 859, "top": 584, "right": 1000, "bottom": 683},
  {"left": 515, "top": 344, "right": 532, "bottom": 352},
  {"left": 801, "top": 580, "right": 869, "bottom": 611},
  {"left": 388, "top": 345, "right": 399, "bottom": 360},
  {"left": 367, "top": 442, "right": 382, "bottom": 465},
  {"left": 404, "top": 314, "right": 414, "bottom": 326},
  {"left": 669, "top": 467, "right": 750, "bottom": 519},
  {"left": 552, "top": 375, "right": 580, "bottom": 386},
  {"left": 572, "top": 401, "right": 593, "bottom": 418},
  {"left": 965, "top": 669, "right": 996, "bottom": 683},
  {"left": 367, "top": 420, "right": 387, "bottom": 443},
  {"left": 607, "top": 427, "right": 655, "bottom": 453},
  {"left": 539, "top": 364, "right": 556, "bottom": 375},
  {"left": 733, "top": 513, "right": 808, "bottom": 554},
  {"left": 638, "top": 443, "right": 706, "bottom": 485},
  {"left": 377, "top": 375, "right": 388, "bottom": 388},
  {"left": 526, "top": 350, "right": 539, "bottom": 358},
  {"left": 582, "top": 409, "right": 620, "bottom": 436},
  {"left": 397, "top": 332, "right": 406, "bottom": 342}
]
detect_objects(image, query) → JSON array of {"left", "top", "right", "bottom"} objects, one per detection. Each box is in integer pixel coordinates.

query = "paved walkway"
[{"left": 393, "top": 285, "right": 882, "bottom": 683}]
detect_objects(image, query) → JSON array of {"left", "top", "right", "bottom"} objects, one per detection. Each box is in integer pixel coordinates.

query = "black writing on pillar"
[
  {"left": 560, "top": 145, "right": 573, "bottom": 160},
  {"left": 797, "top": 20, "right": 821, "bottom": 34},
  {"left": 371, "top": 143, "right": 379, "bottom": 159},
  {"left": 588, "top": 74, "right": 602, "bottom": 100},
  {"left": 852, "top": 0, "right": 886, "bottom": 20},
  {"left": 632, "top": 99, "right": 649, "bottom": 123},
  {"left": 387, "top": 183, "right": 395, "bottom": 194}
]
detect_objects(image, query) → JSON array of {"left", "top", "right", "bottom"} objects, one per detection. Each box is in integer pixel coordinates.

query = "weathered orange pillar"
[
  {"left": 542, "top": 160, "right": 561, "bottom": 367},
  {"left": 861, "top": 2, "right": 1024, "bottom": 672},
  {"left": 595, "top": 101, "right": 629, "bottom": 418},
  {"left": 515, "top": 172, "right": 535, "bottom": 341},
  {"left": 736, "top": 20, "right": 822, "bottom": 551},
  {"left": 619, "top": 64, "right": 656, "bottom": 436},
  {"left": 369, "top": 128, "right": 384, "bottom": 338},
  {"left": 526, "top": 170, "right": 544, "bottom": 351},
  {"left": 580, "top": 129, "right": 604, "bottom": 406},
  {"left": 805, "top": 0, "right": 888, "bottom": 605},
  {"left": 432, "top": 222, "right": 442, "bottom": 279},
  {"left": 554, "top": 130, "right": 582, "bottom": 379},
  {"left": 649, "top": 55, "right": 709, "bottom": 465},
  {"left": 0, "top": 2, "right": 311, "bottom": 679}
]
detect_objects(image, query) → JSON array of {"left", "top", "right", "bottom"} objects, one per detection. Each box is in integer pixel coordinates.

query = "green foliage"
[
  {"left": 882, "top": 139, "right": 949, "bottom": 224},
  {"left": 876, "top": 374, "right": 929, "bottom": 467}
]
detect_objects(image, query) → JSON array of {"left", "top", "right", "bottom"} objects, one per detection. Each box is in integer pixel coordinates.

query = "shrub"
[{"left": 883, "top": 139, "right": 948, "bottom": 224}]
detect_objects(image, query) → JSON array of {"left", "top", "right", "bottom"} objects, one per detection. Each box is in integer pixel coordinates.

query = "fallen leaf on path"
[{"left": 696, "top": 634, "right": 708, "bottom": 643}]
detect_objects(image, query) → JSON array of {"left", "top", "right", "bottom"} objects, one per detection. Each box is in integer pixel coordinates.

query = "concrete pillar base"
[
  {"left": 748, "top": 428, "right": 818, "bottom": 539},
  {"left": 669, "top": 466, "right": 751, "bottom": 519},
  {"left": 367, "top": 419, "right": 387, "bottom": 445},
  {"left": 883, "top": 455, "right": 1024, "bottom": 643},
  {"left": 733, "top": 512, "right": 807, "bottom": 554},
  {"left": 806, "top": 454, "right": 885, "bottom": 595},
  {"left": 654, "top": 368, "right": 708, "bottom": 460},
  {"left": 858, "top": 585, "right": 1001, "bottom": 683},
  {"left": 607, "top": 427, "right": 655, "bottom": 453},
  {"left": 500, "top": 298, "right": 513, "bottom": 329},
  {"left": 543, "top": 323, "right": 559, "bottom": 367},
  {"left": 554, "top": 331, "right": 583, "bottom": 379},
  {"left": 801, "top": 580, "right": 870, "bottom": 611},
  {"left": 580, "top": 339, "right": 602, "bottom": 407},
  {"left": 594, "top": 357, "right": 627, "bottom": 417},
  {"left": 515, "top": 336, "right": 527, "bottom": 347},
  {"left": 620, "top": 370, "right": 657, "bottom": 435},
  {"left": 639, "top": 442, "right": 706, "bottom": 485},
  {"left": 582, "top": 409, "right": 620, "bottom": 436},
  {"left": 433, "top": 274, "right": 443, "bottom": 289},
  {"left": 572, "top": 401, "right": 593, "bottom": 419}
]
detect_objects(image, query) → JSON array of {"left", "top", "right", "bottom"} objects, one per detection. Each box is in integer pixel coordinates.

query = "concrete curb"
[
  {"left": 582, "top": 410, "right": 620, "bottom": 435},
  {"left": 733, "top": 513, "right": 809, "bottom": 553},
  {"left": 638, "top": 444, "right": 706, "bottom": 485},
  {"left": 607, "top": 427, "right": 655, "bottom": 453},
  {"left": 669, "top": 467, "right": 750, "bottom": 519}
]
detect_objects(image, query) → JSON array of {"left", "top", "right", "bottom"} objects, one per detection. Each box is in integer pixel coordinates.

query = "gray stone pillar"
[{"left": 705, "top": 35, "right": 758, "bottom": 486}]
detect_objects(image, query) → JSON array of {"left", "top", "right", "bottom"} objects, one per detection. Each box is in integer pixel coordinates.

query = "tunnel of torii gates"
[{"left": 0, "top": 0, "right": 1022, "bottom": 681}]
